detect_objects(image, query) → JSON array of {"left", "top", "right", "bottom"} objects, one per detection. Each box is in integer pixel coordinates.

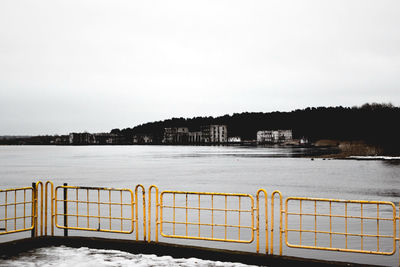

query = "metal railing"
[
  {"left": 54, "top": 184, "right": 135, "bottom": 234},
  {"left": 1, "top": 181, "right": 400, "bottom": 266},
  {"left": 284, "top": 197, "right": 396, "bottom": 255},
  {"left": 159, "top": 190, "right": 255, "bottom": 243},
  {"left": 0, "top": 186, "right": 35, "bottom": 235}
]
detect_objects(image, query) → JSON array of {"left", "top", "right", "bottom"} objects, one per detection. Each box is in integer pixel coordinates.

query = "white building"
[
  {"left": 188, "top": 131, "right": 202, "bottom": 143},
  {"left": 228, "top": 136, "right": 241, "bottom": 143},
  {"left": 257, "top": 130, "right": 292, "bottom": 144},
  {"left": 201, "top": 125, "right": 227, "bottom": 143}
]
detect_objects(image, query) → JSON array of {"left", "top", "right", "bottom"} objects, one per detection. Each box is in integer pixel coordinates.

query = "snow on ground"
[{"left": 0, "top": 246, "right": 261, "bottom": 267}]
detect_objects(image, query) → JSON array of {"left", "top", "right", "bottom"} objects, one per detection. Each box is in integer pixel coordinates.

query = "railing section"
[
  {"left": 0, "top": 186, "right": 35, "bottom": 235},
  {"left": 284, "top": 197, "right": 397, "bottom": 255},
  {"left": 159, "top": 190, "right": 255, "bottom": 243},
  {"left": 54, "top": 185, "right": 135, "bottom": 234}
]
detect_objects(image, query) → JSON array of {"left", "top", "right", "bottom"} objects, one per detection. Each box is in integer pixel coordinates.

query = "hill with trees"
[{"left": 112, "top": 103, "right": 400, "bottom": 155}]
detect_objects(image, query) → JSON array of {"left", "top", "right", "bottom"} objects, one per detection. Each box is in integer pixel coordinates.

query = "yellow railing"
[
  {"left": 0, "top": 186, "right": 35, "bottom": 235},
  {"left": 1, "top": 181, "right": 400, "bottom": 266},
  {"left": 284, "top": 197, "right": 396, "bottom": 255},
  {"left": 54, "top": 185, "right": 136, "bottom": 234},
  {"left": 159, "top": 190, "right": 255, "bottom": 243}
]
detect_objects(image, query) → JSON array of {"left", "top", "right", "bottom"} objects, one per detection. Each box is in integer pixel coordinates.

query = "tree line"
[{"left": 111, "top": 103, "right": 400, "bottom": 154}]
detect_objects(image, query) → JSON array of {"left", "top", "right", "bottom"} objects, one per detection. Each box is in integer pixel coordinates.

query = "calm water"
[{"left": 0, "top": 145, "right": 399, "bottom": 266}]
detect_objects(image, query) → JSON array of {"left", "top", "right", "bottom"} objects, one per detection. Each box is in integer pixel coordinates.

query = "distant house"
[
  {"left": 133, "top": 134, "right": 153, "bottom": 144},
  {"left": 300, "top": 137, "right": 309, "bottom": 145},
  {"left": 200, "top": 125, "right": 227, "bottom": 143},
  {"left": 188, "top": 131, "right": 202, "bottom": 143},
  {"left": 257, "top": 130, "right": 292, "bottom": 144},
  {"left": 54, "top": 135, "right": 69, "bottom": 145},
  {"left": 69, "top": 132, "right": 95, "bottom": 145},
  {"left": 163, "top": 127, "right": 189, "bottom": 144},
  {"left": 228, "top": 136, "right": 241, "bottom": 143}
]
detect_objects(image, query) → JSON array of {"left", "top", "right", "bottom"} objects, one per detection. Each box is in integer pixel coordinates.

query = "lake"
[{"left": 0, "top": 145, "right": 399, "bottom": 266}]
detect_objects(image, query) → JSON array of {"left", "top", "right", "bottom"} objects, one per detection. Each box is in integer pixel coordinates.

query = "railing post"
[
  {"left": 63, "top": 183, "right": 68, "bottom": 237},
  {"left": 31, "top": 182, "right": 36, "bottom": 238},
  {"left": 271, "top": 190, "right": 283, "bottom": 255}
]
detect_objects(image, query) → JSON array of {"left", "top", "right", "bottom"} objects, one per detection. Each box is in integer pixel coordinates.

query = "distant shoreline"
[{"left": 1, "top": 140, "right": 399, "bottom": 159}]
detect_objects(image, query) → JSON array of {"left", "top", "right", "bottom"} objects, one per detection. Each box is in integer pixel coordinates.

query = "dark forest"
[{"left": 111, "top": 103, "right": 399, "bottom": 154}]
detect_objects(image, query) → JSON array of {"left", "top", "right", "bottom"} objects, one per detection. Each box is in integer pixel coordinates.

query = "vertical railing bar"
[
  {"left": 173, "top": 193, "right": 176, "bottom": 236},
  {"left": 97, "top": 188, "right": 100, "bottom": 231},
  {"left": 299, "top": 200, "right": 302, "bottom": 246},
  {"left": 87, "top": 189, "right": 89, "bottom": 229},
  {"left": 40, "top": 182, "right": 43, "bottom": 236},
  {"left": 51, "top": 182, "right": 54, "bottom": 236},
  {"left": 24, "top": 189, "right": 26, "bottom": 229},
  {"left": 198, "top": 194, "right": 201, "bottom": 238},
  {"left": 329, "top": 201, "right": 332, "bottom": 248},
  {"left": 361, "top": 203, "right": 364, "bottom": 251},
  {"left": 264, "top": 190, "right": 269, "bottom": 254},
  {"left": 5, "top": 191, "right": 7, "bottom": 233},
  {"left": 211, "top": 195, "right": 214, "bottom": 239},
  {"left": 35, "top": 182, "right": 43, "bottom": 237},
  {"left": 148, "top": 185, "right": 159, "bottom": 242},
  {"left": 31, "top": 183, "right": 36, "bottom": 237},
  {"left": 120, "top": 190, "right": 123, "bottom": 231},
  {"left": 270, "top": 194, "right": 274, "bottom": 255},
  {"left": 256, "top": 193, "right": 260, "bottom": 253},
  {"left": 255, "top": 190, "right": 269, "bottom": 254},
  {"left": 136, "top": 186, "right": 148, "bottom": 241},
  {"left": 44, "top": 184, "right": 48, "bottom": 236},
  {"left": 134, "top": 186, "right": 140, "bottom": 240},
  {"left": 63, "top": 183, "right": 68, "bottom": 237},
  {"left": 345, "top": 202, "right": 348, "bottom": 249},
  {"left": 238, "top": 196, "right": 241, "bottom": 240},
  {"left": 314, "top": 200, "right": 317, "bottom": 247},
  {"left": 141, "top": 186, "right": 146, "bottom": 241},
  {"left": 76, "top": 189, "right": 79, "bottom": 227},
  {"left": 160, "top": 192, "right": 163, "bottom": 242},
  {"left": 279, "top": 195, "right": 283, "bottom": 256},
  {"left": 133, "top": 188, "right": 136, "bottom": 240},
  {"left": 377, "top": 203, "right": 380, "bottom": 252},
  {"left": 225, "top": 195, "right": 227, "bottom": 240},
  {"left": 185, "top": 193, "right": 188, "bottom": 237},
  {"left": 14, "top": 190, "right": 17, "bottom": 231},
  {"left": 109, "top": 189, "right": 112, "bottom": 230}
]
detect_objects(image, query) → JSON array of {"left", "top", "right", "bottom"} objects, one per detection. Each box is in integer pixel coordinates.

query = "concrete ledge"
[{"left": 0, "top": 236, "right": 379, "bottom": 267}]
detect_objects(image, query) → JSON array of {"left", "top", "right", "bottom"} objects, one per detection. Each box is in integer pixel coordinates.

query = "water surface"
[{"left": 0, "top": 146, "right": 399, "bottom": 266}]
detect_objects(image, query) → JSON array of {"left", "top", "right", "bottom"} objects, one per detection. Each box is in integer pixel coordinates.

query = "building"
[
  {"left": 69, "top": 132, "right": 96, "bottom": 145},
  {"left": 257, "top": 130, "right": 292, "bottom": 144},
  {"left": 92, "top": 133, "right": 121, "bottom": 145},
  {"left": 228, "top": 136, "right": 241, "bottom": 143},
  {"left": 53, "top": 135, "right": 69, "bottom": 145},
  {"left": 188, "top": 131, "right": 202, "bottom": 143},
  {"left": 133, "top": 134, "right": 153, "bottom": 144},
  {"left": 163, "top": 127, "right": 189, "bottom": 144},
  {"left": 201, "top": 125, "right": 227, "bottom": 143}
]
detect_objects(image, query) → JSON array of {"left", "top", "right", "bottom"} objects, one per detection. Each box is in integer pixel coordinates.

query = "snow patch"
[{"left": 0, "top": 246, "right": 262, "bottom": 267}]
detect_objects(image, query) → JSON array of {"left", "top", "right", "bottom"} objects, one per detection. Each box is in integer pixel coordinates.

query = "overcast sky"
[{"left": 1, "top": 0, "right": 399, "bottom": 135}]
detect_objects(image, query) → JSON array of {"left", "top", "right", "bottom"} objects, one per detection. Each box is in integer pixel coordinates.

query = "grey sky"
[{"left": 1, "top": 0, "right": 399, "bottom": 135}]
